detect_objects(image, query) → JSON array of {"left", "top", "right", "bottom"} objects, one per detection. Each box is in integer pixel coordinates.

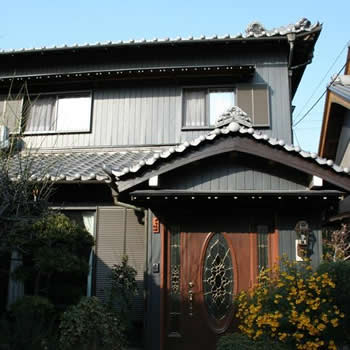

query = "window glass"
[
  {"left": 56, "top": 94, "right": 91, "bottom": 132},
  {"left": 209, "top": 90, "right": 235, "bottom": 125},
  {"left": 183, "top": 88, "right": 235, "bottom": 128},
  {"left": 25, "top": 92, "right": 92, "bottom": 133}
]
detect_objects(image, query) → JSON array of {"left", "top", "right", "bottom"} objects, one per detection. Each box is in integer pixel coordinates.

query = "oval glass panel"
[{"left": 203, "top": 233, "right": 233, "bottom": 321}]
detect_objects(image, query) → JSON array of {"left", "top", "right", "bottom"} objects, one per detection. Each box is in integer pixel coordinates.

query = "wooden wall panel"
[{"left": 21, "top": 52, "right": 292, "bottom": 150}]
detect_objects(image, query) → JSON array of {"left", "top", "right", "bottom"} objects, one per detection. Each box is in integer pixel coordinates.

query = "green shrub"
[
  {"left": 59, "top": 296, "right": 126, "bottom": 350},
  {"left": 109, "top": 255, "right": 138, "bottom": 318},
  {"left": 12, "top": 213, "right": 94, "bottom": 306},
  {"left": 217, "top": 333, "right": 292, "bottom": 350},
  {"left": 0, "top": 296, "right": 57, "bottom": 350},
  {"left": 317, "top": 261, "right": 350, "bottom": 345},
  {"left": 10, "top": 295, "right": 55, "bottom": 320}
]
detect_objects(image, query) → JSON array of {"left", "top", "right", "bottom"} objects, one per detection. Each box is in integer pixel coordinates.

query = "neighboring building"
[
  {"left": 1, "top": 18, "right": 350, "bottom": 350},
  {"left": 319, "top": 43, "right": 350, "bottom": 223}
]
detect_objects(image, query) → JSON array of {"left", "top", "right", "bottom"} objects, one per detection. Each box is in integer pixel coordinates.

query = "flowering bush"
[{"left": 235, "top": 258, "right": 345, "bottom": 350}]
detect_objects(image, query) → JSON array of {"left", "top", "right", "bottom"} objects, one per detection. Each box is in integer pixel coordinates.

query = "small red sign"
[{"left": 152, "top": 217, "right": 160, "bottom": 233}]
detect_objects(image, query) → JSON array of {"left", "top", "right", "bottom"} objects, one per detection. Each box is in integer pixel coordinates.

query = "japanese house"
[{"left": 1, "top": 18, "right": 350, "bottom": 350}]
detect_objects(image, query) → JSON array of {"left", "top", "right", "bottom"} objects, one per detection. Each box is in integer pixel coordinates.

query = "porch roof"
[{"left": 102, "top": 121, "right": 350, "bottom": 193}]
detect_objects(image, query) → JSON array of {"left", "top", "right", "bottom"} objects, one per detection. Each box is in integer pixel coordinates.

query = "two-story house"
[{"left": 1, "top": 18, "right": 350, "bottom": 350}]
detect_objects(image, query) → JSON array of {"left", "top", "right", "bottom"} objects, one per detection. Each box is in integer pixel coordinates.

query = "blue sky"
[{"left": 2, "top": 0, "right": 349, "bottom": 153}]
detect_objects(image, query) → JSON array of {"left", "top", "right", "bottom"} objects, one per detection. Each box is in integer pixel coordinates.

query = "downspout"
[
  {"left": 110, "top": 185, "right": 144, "bottom": 212},
  {"left": 103, "top": 165, "right": 145, "bottom": 212},
  {"left": 287, "top": 33, "right": 296, "bottom": 144}
]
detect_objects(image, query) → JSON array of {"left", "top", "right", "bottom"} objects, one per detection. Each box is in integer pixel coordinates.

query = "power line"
[
  {"left": 294, "top": 42, "right": 349, "bottom": 121},
  {"left": 293, "top": 61, "right": 347, "bottom": 128},
  {"left": 293, "top": 129, "right": 301, "bottom": 147}
]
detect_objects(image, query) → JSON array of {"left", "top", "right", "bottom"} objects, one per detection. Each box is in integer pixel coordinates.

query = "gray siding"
[
  {"left": 335, "top": 110, "right": 350, "bottom": 166},
  {"left": 95, "top": 206, "right": 145, "bottom": 320},
  {"left": 19, "top": 52, "right": 292, "bottom": 149},
  {"left": 160, "top": 154, "right": 308, "bottom": 192}
]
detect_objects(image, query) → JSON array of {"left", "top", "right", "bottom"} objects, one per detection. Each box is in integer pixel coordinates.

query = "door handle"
[{"left": 188, "top": 281, "right": 194, "bottom": 317}]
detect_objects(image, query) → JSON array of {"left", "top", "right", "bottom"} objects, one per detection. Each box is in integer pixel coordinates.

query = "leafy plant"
[
  {"left": 109, "top": 255, "right": 138, "bottom": 319},
  {"left": 0, "top": 296, "right": 58, "bottom": 350},
  {"left": 59, "top": 296, "right": 126, "bottom": 350},
  {"left": 235, "top": 257, "right": 344, "bottom": 350},
  {"left": 217, "top": 333, "right": 292, "bottom": 350},
  {"left": 11, "top": 213, "right": 94, "bottom": 301},
  {"left": 317, "top": 260, "right": 350, "bottom": 345}
]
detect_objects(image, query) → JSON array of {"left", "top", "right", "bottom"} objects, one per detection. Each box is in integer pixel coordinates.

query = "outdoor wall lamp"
[{"left": 295, "top": 220, "right": 316, "bottom": 260}]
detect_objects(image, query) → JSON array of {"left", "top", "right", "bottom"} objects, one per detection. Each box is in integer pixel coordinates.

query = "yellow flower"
[
  {"left": 330, "top": 318, "right": 339, "bottom": 327},
  {"left": 317, "top": 323, "right": 326, "bottom": 331}
]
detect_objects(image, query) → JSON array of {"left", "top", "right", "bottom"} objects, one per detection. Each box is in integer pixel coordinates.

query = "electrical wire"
[
  {"left": 293, "top": 61, "right": 347, "bottom": 128},
  {"left": 293, "top": 129, "right": 301, "bottom": 147},
  {"left": 293, "top": 42, "right": 349, "bottom": 121}
]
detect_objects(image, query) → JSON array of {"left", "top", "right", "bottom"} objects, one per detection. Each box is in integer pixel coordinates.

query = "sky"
[{"left": 1, "top": 0, "right": 349, "bottom": 153}]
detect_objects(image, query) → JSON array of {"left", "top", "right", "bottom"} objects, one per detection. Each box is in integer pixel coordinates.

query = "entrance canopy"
[{"left": 104, "top": 117, "right": 350, "bottom": 195}]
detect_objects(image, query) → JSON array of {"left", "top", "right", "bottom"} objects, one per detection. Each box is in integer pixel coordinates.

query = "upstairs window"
[
  {"left": 0, "top": 94, "right": 24, "bottom": 133},
  {"left": 25, "top": 92, "right": 92, "bottom": 133},
  {"left": 183, "top": 88, "right": 235, "bottom": 128}
]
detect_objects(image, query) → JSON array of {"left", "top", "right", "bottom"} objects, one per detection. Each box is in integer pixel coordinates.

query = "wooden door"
[{"left": 164, "top": 229, "right": 262, "bottom": 350}]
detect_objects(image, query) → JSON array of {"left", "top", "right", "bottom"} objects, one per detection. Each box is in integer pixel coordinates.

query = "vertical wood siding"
[
  {"left": 95, "top": 207, "right": 145, "bottom": 320},
  {"left": 20, "top": 52, "right": 291, "bottom": 149},
  {"left": 161, "top": 155, "right": 308, "bottom": 192}
]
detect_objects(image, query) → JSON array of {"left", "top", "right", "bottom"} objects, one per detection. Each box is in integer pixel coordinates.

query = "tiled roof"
[
  {"left": 0, "top": 18, "right": 320, "bottom": 55},
  {"left": 8, "top": 148, "right": 165, "bottom": 183},
  {"left": 8, "top": 122, "right": 349, "bottom": 185},
  {"left": 8, "top": 121, "right": 350, "bottom": 185},
  {"left": 106, "top": 121, "right": 350, "bottom": 180}
]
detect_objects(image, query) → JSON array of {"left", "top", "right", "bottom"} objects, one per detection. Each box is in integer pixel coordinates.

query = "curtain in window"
[
  {"left": 82, "top": 212, "right": 95, "bottom": 297},
  {"left": 183, "top": 90, "right": 206, "bottom": 127},
  {"left": 25, "top": 96, "right": 56, "bottom": 132}
]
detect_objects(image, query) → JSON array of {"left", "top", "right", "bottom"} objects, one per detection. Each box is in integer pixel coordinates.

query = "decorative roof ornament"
[
  {"left": 215, "top": 106, "right": 252, "bottom": 128},
  {"left": 294, "top": 17, "right": 311, "bottom": 30},
  {"left": 333, "top": 75, "right": 350, "bottom": 86},
  {"left": 245, "top": 22, "right": 266, "bottom": 36}
]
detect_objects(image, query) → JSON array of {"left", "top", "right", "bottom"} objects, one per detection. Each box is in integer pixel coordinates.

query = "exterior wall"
[
  {"left": 278, "top": 212, "right": 323, "bottom": 269},
  {"left": 145, "top": 210, "right": 162, "bottom": 350},
  {"left": 159, "top": 153, "right": 308, "bottom": 192},
  {"left": 335, "top": 109, "right": 350, "bottom": 166},
  {"left": 9, "top": 51, "right": 292, "bottom": 149}
]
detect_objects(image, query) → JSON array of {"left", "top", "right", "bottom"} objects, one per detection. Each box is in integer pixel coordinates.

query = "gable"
[
  {"left": 109, "top": 119, "right": 350, "bottom": 193},
  {"left": 159, "top": 152, "right": 309, "bottom": 192}
]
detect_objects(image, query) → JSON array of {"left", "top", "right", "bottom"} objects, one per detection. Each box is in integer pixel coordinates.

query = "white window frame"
[
  {"left": 182, "top": 86, "right": 236, "bottom": 130},
  {"left": 24, "top": 90, "right": 93, "bottom": 134}
]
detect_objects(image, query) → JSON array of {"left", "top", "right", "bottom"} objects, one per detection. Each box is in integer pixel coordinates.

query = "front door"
[{"left": 164, "top": 226, "right": 277, "bottom": 350}]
